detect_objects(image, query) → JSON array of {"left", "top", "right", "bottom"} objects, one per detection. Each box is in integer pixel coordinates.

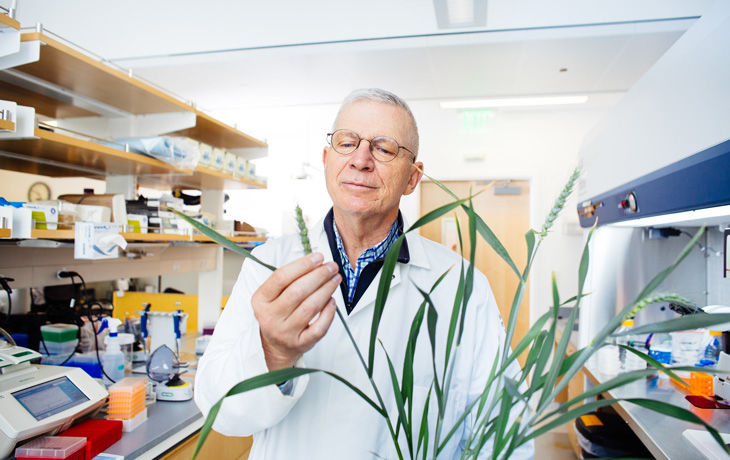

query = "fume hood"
[{"left": 576, "top": 1, "right": 730, "bottom": 229}]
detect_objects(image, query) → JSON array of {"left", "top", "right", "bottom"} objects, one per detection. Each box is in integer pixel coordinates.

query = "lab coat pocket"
[{"left": 387, "top": 385, "right": 465, "bottom": 459}]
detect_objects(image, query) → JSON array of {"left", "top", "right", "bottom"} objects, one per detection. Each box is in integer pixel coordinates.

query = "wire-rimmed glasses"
[{"left": 327, "top": 129, "right": 415, "bottom": 163}]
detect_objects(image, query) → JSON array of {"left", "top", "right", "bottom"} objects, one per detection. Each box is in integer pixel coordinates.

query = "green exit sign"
[{"left": 459, "top": 110, "right": 493, "bottom": 133}]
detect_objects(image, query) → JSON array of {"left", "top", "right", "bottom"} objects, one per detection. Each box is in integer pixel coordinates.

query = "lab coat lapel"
[{"left": 348, "top": 263, "right": 401, "bottom": 318}]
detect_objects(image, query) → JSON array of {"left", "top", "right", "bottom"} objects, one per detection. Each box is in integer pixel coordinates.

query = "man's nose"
[{"left": 349, "top": 140, "right": 375, "bottom": 169}]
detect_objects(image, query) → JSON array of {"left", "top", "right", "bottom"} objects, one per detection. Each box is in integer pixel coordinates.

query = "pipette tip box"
[
  {"left": 15, "top": 436, "right": 86, "bottom": 460},
  {"left": 57, "top": 419, "right": 123, "bottom": 460}
]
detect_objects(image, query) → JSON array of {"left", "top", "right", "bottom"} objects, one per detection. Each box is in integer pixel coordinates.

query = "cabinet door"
[{"left": 163, "top": 430, "right": 252, "bottom": 460}]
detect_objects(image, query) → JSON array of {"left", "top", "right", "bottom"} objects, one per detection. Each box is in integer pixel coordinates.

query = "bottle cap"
[
  {"left": 710, "top": 330, "right": 722, "bottom": 336},
  {"left": 622, "top": 319, "right": 634, "bottom": 327}
]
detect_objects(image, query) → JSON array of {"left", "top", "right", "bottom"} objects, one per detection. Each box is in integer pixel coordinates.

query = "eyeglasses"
[{"left": 327, "top": 129, "right": 415, "bottom": 163}]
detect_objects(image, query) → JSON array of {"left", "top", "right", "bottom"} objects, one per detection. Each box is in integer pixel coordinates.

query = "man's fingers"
[
  {"left": 298, "top": 298, "right": 337, "bottom": 347},
  {"left": 278, "top": 264, "right": 340, "bottom": 315},
  {"left": 256, "top": 252, "right": 326, "bottom": 302},
  {"left": 287, "top": 273, "right": 341, "bottom": 326}
]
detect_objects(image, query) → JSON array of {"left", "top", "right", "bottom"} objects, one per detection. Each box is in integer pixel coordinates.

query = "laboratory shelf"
[
  {"left": 0, "top": 13, "right": 20, "bottom": 30},
  {"left": 25, "top": 229, "right": 264, "bottom": 244},
  {"left": 0, "top": 127, "right": 184, "bottom": 180},
  {"left": 0, "top": 128, "right": 266, "bottom": 190},
  {"left": 10, "top": 32, "right": 267, "bottom": 151},
  {"left": 0, "top": 118, "right": 15, "bottom": 131}
]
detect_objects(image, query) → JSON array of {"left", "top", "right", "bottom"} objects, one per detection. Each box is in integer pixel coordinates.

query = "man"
[{"left": 195, "top": 88, "right": 534, "bottom": 459}]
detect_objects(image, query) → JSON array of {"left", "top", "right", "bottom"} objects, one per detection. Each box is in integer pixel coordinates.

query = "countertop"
[
  {"left": 556, "top": 317, "right": 730, "bottom": 460},
  {"left": 102, "top": 396, "right": 203, "bottom": 460}
]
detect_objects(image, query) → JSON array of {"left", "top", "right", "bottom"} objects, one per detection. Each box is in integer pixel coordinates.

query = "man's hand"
[{"left": 252, "top": 252, "right": 341, "bottom": 371}]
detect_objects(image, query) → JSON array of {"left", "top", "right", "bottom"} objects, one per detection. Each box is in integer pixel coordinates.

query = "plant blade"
[{"left": 171, "top": 209, "right": 276, "bottom": 271}]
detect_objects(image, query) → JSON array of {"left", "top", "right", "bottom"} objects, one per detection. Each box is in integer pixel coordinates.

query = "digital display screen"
[{"left": 12, "top": 376, "right": 89, "bottom": 421}]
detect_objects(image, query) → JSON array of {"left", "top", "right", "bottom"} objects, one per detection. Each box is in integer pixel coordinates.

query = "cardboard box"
[
  {"left": 211, "top": 148, "right": 225, "bottom": 170},
  {"left": 236, "top": 157, "right": 247, "bottom": 177},
  {"left": 74, "top": 222, "right": 127, "bottom": 260},
  {"left": 23, "top": 202, "right": 59, "bottom": 230},
  {"left": 224, "top": 152, "right": 237, "bottom": 175},
  {"left": 59, "top": 193, "right": 127, "bottom": 224},
  {"left": 126, "top": 214, "right": 149, "bottom": 233},
  {"left": 5, "top": 206, "right": 32, "bottom": 238},
  {"left": 199, "top": 143, "right": 212, "bottom": 166}
]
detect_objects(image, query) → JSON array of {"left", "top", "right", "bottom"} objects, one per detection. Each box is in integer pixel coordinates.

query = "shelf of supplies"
[
  {"left": 186, "top": 166, "right": 267, "bottom": 190},
  {"left": 0, "top": 13, "right": 20, "bottom": 30},
  {"left": 28, "top": 229, "right": 265, "bottom": 244},
  {"left": 0, "top": 119, "right": 15, "bottom": 131},
  {"left": 10, "top": 33, "right": 267, "bottom": 150},
  {"left": 0, "top": 128, "right": 267, "bottom": 190},
  {"left": 0, "top": 229, "right": 10, "bottom": 238},
  {"left": 0, "top": 127, "right": 186, "bottom": 179}
]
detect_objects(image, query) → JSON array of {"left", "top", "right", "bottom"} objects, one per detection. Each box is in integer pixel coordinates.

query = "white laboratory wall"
[{"left": 0, "top": 169, "right": 107, "bottom": 202}]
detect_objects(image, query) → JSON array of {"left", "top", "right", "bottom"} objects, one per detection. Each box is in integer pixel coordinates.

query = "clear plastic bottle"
[
  {"left": 614, "top": 319, "right": 634, "bottom": 372},
  {"left": 704, "top": 330, "right": 722, "bottom": 366},
  {"left": 101, "top": 318, "right": 125, "bottom": 385}
]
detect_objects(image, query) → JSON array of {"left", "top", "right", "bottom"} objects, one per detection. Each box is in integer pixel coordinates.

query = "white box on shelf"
[
  {"left": 0, "top": 206, "right": 13, "bottom": 237},
  {"left": 247, "top": 161, "right": 256, "bottom": 179},
  {"left": 211, "top": 148, "right": 225, "bottom": 170},
  {"left": 236, "top": 157, "right": 247, "bottom": 177},
  {"left": 23, "top": 202, "right": 58, "bottom": 230},
  {"left": 74, "top": 222, "right": 127, "bottom": 260},
  {"left": 224, "top": 152, "right": 237, "bottom": 175},
  {"left": 2, "top": 205, "right": 32, "bottom": 238},
  {"left": 127, "top": 214, "right": 149, "bottom": 233},
  {"left": 199, "top": 143, "right": 212, "bottom": 166}
]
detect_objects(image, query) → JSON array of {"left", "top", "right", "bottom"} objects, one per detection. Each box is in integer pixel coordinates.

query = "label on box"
[
  {"left": 212, "top": 148, "right": 225, "bottom": 170},
  {"left": 23, "top": 202, "right": 59, "bottom": 230},
  {"left": 75, "top": 222, "right": 127, "bottom": 260},
  {"left": 200, "top": 143, "right": 212, "bottom": 165},
  {"left": 224, "top": 152, "right": 237, "bottom": 174},
  {"left": 127, "top": 214, "right": 149, "bottom": 234}
]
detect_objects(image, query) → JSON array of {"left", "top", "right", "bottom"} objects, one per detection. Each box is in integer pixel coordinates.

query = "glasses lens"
[
  {"left": 370, "top": 137, "right": 400, "bottom": 162},
  {"left": 331, "top": 130, "right": 359, "bottom": 155}
]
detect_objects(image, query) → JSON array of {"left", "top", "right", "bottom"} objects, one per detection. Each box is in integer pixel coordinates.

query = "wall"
[{"left": 0, "top": 169, "right": 107, "bottom": 202}]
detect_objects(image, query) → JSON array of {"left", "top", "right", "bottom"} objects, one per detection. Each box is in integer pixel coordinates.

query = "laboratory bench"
[
  {"left": 557, "top": 322, "right": 730, "bottom": 459},
  {"left": 97, "top": 337, "right": 253, "bottom": 460},
  {"left": 5, "top": 339, "right": 252, "bottom": 460}
]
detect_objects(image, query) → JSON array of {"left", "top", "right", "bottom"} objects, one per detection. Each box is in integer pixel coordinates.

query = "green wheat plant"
[{"left": 173, "top": 167, "right": 730, "bottom": 459}]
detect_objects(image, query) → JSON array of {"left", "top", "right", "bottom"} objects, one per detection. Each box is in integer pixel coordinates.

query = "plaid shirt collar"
[{"left": 333, "top": 215, "right": 400, "bottom": 303}]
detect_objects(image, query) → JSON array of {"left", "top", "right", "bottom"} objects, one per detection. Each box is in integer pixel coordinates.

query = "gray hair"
[{"left": 334, "top": 88, "right": 419, "bottom": 158}]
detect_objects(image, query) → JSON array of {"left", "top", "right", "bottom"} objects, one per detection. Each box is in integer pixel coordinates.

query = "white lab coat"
[{"left": 195, "top": 215, "right": 535, "bottom": 460}]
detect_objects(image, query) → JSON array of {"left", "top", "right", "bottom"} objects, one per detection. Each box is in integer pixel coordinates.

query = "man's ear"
[
  {"left": 322, "top": 147, "right": 328, "bottom": 167},
  {"left": 403, "top": 162, "right": 424, "bottom": 196}
]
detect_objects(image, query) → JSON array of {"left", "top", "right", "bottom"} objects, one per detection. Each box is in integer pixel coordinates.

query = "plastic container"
[
  {"left": 108, "top": 376, "right": 148, "bottom": 395},
  {"left": 704, "top": 330, "right": 722, "bottom": 365},
  {"left": 119, "top": 407, "right": 147, "bottom": 432},
  {"left": 101, "top": 318, "right": 125, "bottom": 385},
  {"left": 690, "top": 371, "right": 714, "bottom": 396},
  {"left": 671, "top": 330, "right": 705, "bottom": 366},
  {"left": 649, "top": 344, "right": 672, "bottom": 365},
  {"left": 15, "top": 436, "right": 86, "bottom": 460},
  {"left": 68, "top": 351, "right": 103, "bottom": 379},
  {"left": 40, "top": 353, "right": 71, "bottom": 365},
  {"left": 105, "top": 332, "right": 134, "bottom": 370},
  {"left": 57, "top": 419, "right": 122, "bottom": 460},
  {"left": 41, "top": 324, "right": 79, "bottom": 343},
  {"left": 41, "top": 340, "right": 77, "bottom": 356},
  {"left": 613, "top": 319, "right": 633, "bottom": 372}
]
